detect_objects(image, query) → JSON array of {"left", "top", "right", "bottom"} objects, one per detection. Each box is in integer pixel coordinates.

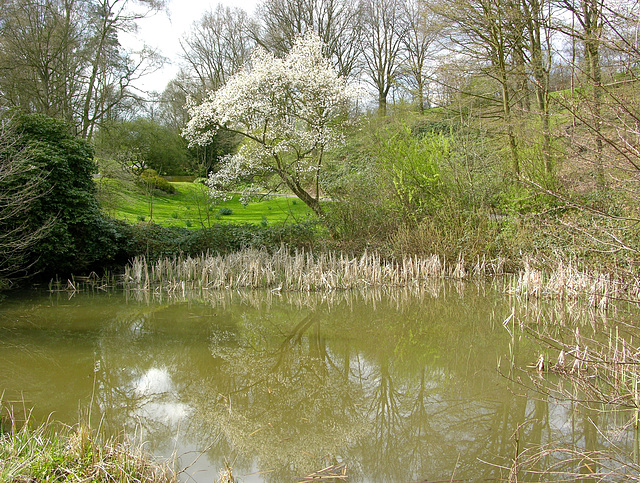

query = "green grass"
[
  {"left": 98, "top": 180, "right": 315, "bottom": 228},
  {"left": 0, "top": 415, "right": 174, "bottom": 482}
]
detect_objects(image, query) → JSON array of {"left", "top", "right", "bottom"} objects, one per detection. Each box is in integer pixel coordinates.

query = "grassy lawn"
[{"left": 98, "top": 180, "right": 315, "bottom": 228}]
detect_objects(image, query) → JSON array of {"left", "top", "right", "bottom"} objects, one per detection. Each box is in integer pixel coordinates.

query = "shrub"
[
  {"left": 5, "top": 113, "right": 119, "bottom": 277},
  {"left": 137, "top": 169, "right": 177, "bottom": 194},
  {"left": 218, "top": 207, "right": 233, "bottom": 216},
  {"left": 110, "top": 220, "right": 321, "bottom": 261}
]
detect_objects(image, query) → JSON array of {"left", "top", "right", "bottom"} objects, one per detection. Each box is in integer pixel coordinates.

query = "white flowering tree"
[{"left": 183, "top": 32, "right": 359, "bottom": 219}]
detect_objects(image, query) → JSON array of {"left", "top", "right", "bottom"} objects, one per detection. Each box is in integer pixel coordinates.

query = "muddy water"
[{"left": 0, "top": 284, "right": 635, "bottom": 481}]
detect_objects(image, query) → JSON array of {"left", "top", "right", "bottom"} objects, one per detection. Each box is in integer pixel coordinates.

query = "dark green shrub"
[
  {"left": 7, "top": 113, "right": 119, "bottom": 277},
  {"left": 218, "top": 207, "right": 233, "bottom": 216},
  {"left": 111, "top": 221, "right": 321, "bottom": 261}
]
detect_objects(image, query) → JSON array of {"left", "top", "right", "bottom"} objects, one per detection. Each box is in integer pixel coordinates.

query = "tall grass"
[
  {"left": 505, "top": 308, "right": 640, "bottom": 480},
  {"left": 508, "top": 258, "right": 640, "bottom": 308},
  {"left": 122, "top": 247, "right": 507, "bottom": 293}
]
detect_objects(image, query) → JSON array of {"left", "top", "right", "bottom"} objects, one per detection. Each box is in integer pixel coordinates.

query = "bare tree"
[
  {"left": 0, "top": 0, "right": 165, "bottom": 139},
  {"left": 399, "top": 0, "right": 440, "bottom": 112},
  {"left": 361, "top": 0, "right": 406, "bottom": 116},
  {"left": 432, "top": 0, "right": 523, "bottom": 174},
  {"left": 0, "top": 116, "right": 51, "bottom": 285},
  {"left": 519, "top": 0, "right": 554, "bottom": 176},
  {"left": 0, "top": 0, "right": 86, "bottom": 123},
  {"left": 253, "top": 0, "right": 364, "bottom": 78},
  {"left": 556, "top": 0, "right": 607, "bottom": 186},
  {"left": 79, "top": 0, "right": 165, "bottom": 140},
  {"left": 180, "top": 5, "right": 255, "bottom": 93}
]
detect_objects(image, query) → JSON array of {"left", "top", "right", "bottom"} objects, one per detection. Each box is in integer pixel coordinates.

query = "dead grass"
[
  {"left": 507, "top": 257, "right": 640, "bottom": 308},
  {"left": 122, "top": 246, "right": 507, "bottom": 293}
]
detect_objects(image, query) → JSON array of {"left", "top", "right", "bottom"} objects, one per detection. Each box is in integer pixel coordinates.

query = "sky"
[{"left": 124, "top": 0, "right": 259, "bottom": 94}]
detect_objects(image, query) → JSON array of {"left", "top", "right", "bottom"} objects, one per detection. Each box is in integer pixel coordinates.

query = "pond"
[{"left": 0, "top": 283, "right": 637, "bottom": 481}]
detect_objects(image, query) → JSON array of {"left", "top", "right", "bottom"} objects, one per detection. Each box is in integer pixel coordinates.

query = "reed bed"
[
  {"left": 508, "top": 258, "right": 640, "bottom": 308},
  {"left": 122, "top": 247, "right": 506, "bottom": 293},
  {"left": 508, "top": 444, "right": 640, "bottom": 482},
  {"left": 48, "top": 271, "right": 118, "bottom": 293}
]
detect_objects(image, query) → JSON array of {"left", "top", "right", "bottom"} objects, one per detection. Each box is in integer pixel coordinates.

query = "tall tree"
[
  {"left": 399, "top": 0, "right": 440, "bottom": 112},
  {"left": 521, "top": 0, "right": 553, "bottom": 176},
  {"left": 557, "top": 0, "right": 606, "bottom": 186},
  {"left": 361, "top": 0, "right": 406, "bottom": 116},
  {"left": 253, "top": 0, "right": 364, "bottom": 78},
  {"left": 180, "top": 5, "right": 254, "bottom": 93},
  {"left": 0, "top": 0, "right": 85, "bottom": 123},
  {"left": 0, "top": 0, "right": 164, "bottom": 139},
  {"left": 432, "top": 0, "right": 522, "bottom": 174}
]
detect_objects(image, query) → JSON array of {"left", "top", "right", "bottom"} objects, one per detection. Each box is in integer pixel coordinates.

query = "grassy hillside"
[{"left": 97, "top": 180, "right": 315, "bottom": 228}]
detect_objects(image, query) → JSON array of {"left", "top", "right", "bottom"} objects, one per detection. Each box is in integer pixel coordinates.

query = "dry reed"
[
  {"left": 509, "top": 444, "right": 640, "bottom": 481},
  {"left": 508, "top": 317, "right": 640, "bottom": 480},
  {"left": 508, "top": 258, "right": 640, "bottom": 307},
  {"left": 121, "top": 247, "right": 507, "bottom": 294},
  {"left": 121, "top": 249, "right": 640, "bottom": 305}
]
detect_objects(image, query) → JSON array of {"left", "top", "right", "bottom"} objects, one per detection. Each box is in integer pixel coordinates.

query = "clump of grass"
[
  {"left": 0, "top": 409, "right": 174, "bottom": 482},
  {"left": 218, "top": 207, "right": 233, "bottom": 216}
]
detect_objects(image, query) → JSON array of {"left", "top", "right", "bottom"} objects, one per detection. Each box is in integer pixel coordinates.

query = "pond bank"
[{"left": 0, "top": 409, "right": 175, "bottom": 482}]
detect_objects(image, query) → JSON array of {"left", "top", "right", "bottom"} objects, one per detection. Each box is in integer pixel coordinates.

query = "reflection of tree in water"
[
  {"left": 188, "top": 312, "right": 369, "bottom": 482},
  {"left": 89, "top": 288, "right": 554, "bottom": 482},
  {"left": 180, "top": 289, "right": 537, "bottom": 482}
]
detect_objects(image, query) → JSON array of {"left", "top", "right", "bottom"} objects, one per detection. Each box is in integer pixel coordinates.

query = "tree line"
[
  {"left": 2, "top": 0, "right": 637, "bottom": 176},
  {"left": 0, "top": 0, "right": 639, "bottom": 280}
]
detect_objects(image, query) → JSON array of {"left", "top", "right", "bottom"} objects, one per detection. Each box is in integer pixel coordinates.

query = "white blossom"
[{"left": 183, "top": 32, "right": 360, "bottom": 217}]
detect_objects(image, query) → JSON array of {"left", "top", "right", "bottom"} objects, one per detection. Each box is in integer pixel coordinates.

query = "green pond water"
[{"left": 0, "top": 283, "right": 638, "bottom": 481}]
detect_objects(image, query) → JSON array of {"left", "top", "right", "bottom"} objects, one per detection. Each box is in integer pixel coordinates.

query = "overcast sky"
[{"left": 125, "top": 0, "right": 259, "bottom": 93}]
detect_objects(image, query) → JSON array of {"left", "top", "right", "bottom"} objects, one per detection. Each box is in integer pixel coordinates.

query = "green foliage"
[
  {"left": 0, "top": 418, "right": 174, "bottom": 482},
  {"left": 377, "top": 124, "right": 450, "bottom": 218},
  {"left": 93, "top": 119, "right": 191, "bottom": 176},
  {"left": 111, "top": 220, "right": 320, "bottom": 260},
  {"left": 218, "top": 207, "right": 233, "bottom": 216},
  {"left": 10, "top": 113, "right": 118, "bottom": 276},
  {"left": 137, "top": 169, "right": 177, "bottom": 194}
]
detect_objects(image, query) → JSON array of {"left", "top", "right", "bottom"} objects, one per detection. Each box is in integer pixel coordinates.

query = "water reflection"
[{"left": 0, "top": 285, "right": 635, "bottom": 481}]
